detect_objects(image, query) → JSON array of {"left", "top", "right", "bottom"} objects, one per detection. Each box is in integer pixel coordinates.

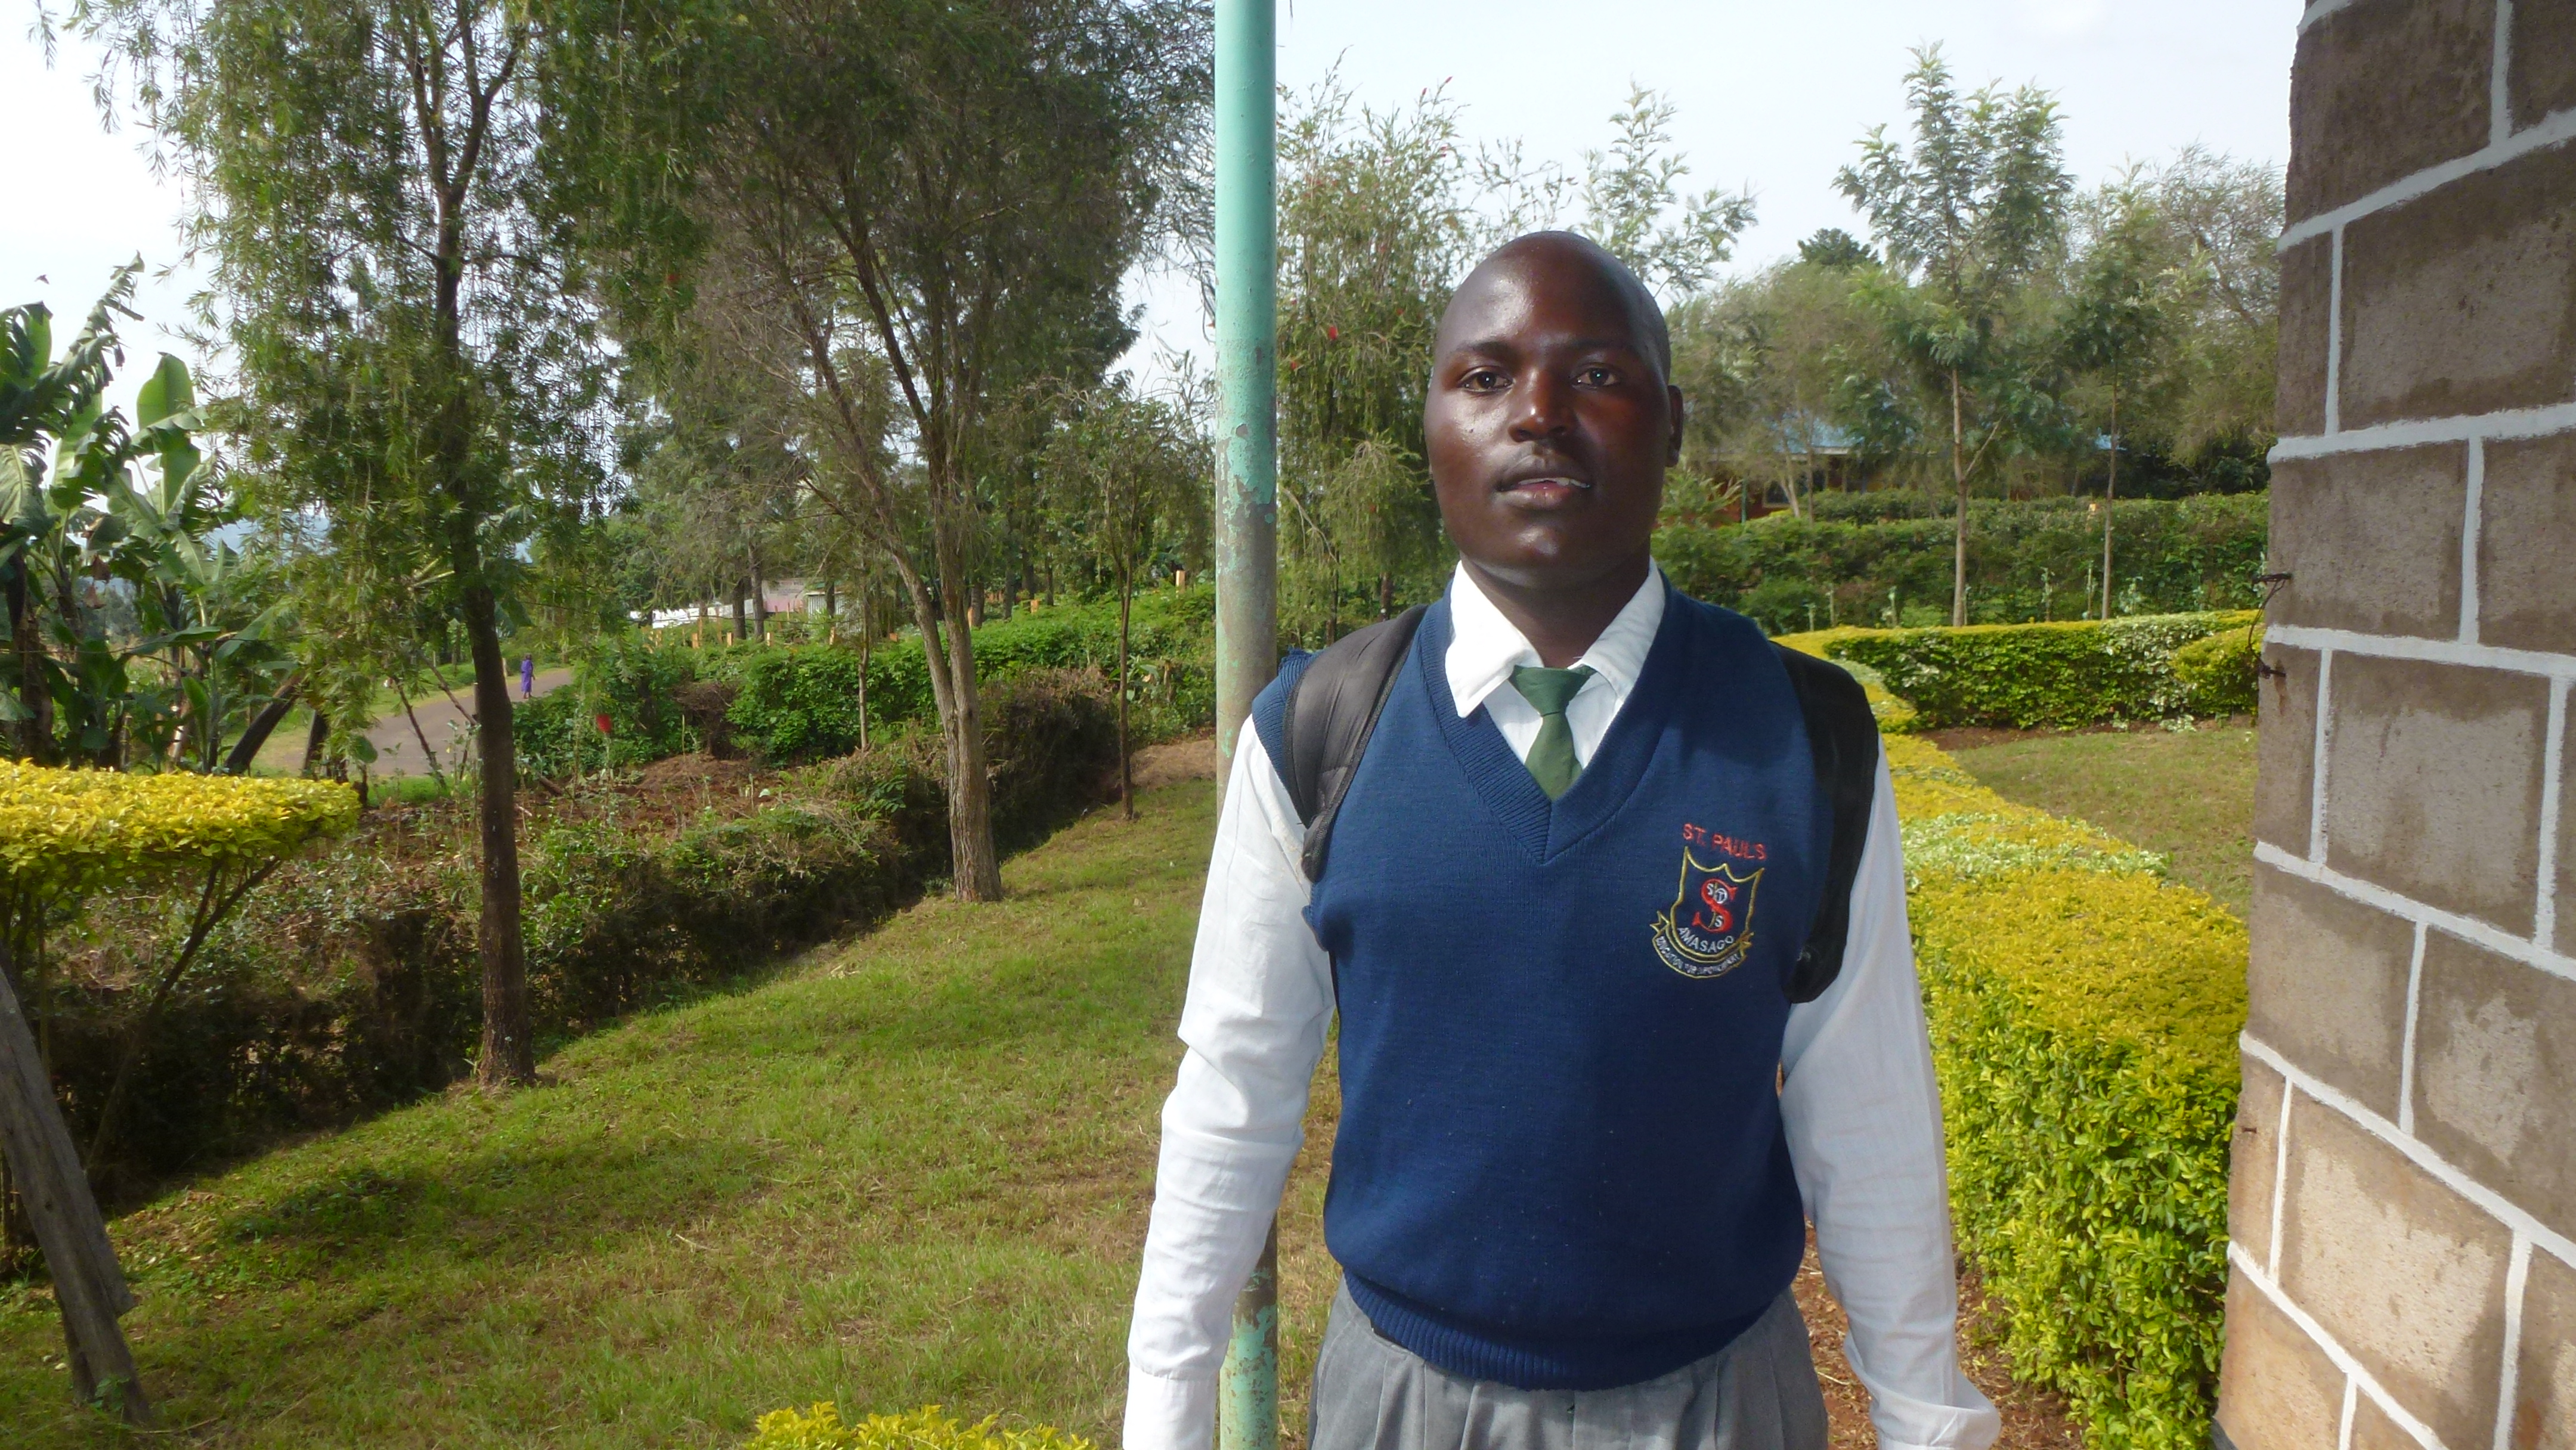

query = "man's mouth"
[{"left": 1497, "top": 475, "right": 1593, "bottom": 506}]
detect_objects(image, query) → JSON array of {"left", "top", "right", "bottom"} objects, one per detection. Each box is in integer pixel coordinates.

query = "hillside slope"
[{"left": 3, "top": 785, "right": 1217, "bottom": 1447}]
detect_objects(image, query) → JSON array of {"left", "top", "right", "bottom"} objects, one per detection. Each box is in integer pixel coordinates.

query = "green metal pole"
[
  {"left": 1213, "top": 2, "right": 1280, "bottom": 1449},
  {"left": 1212, "top": 0, "right": 1278, "bottom": 783}
]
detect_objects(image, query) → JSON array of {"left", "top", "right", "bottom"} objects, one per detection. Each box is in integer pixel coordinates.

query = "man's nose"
[{"left": 1507, "top": 371, "right": 1573, "bottom": 442}]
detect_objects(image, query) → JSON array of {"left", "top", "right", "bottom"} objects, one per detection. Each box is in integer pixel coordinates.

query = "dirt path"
[{"left": 365, "top": 667, "right": 572, "bottom": 777}]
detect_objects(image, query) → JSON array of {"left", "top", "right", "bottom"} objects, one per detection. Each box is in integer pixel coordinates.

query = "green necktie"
[{"left": 1510, "top": 664, "right": 1596, "bottom": 800}]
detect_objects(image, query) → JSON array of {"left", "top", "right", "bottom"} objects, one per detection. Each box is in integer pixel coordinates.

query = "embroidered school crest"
[{"left": 1652, "top": 850, "right": 1761, "bottom": 979}]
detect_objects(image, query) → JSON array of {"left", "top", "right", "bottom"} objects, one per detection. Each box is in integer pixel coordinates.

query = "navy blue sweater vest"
[{"left": 1250, "top": 587, "right": 1830, "bottom": 1391}]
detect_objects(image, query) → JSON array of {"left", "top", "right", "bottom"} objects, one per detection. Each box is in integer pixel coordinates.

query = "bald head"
[{"left": 1438, "top": 232, "right": 1671, "bottom": 380}]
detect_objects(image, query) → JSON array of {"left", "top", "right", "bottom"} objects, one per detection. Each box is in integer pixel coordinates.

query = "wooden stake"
[{"left": 0, "top": 944, "right": 149, "bottom": 1423}]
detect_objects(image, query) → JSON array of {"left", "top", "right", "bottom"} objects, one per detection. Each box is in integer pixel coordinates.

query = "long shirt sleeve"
[
  {"left": 1778, "top": 755, "right": 2001, "bottom": 1450},
  {"left": 1124, "top": 733, "right": 1338, "bottom": 1450}
]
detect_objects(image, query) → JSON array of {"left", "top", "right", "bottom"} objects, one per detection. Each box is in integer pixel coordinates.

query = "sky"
[{"left": 5, "top": 0, "right": 2299, "bottom": 410}]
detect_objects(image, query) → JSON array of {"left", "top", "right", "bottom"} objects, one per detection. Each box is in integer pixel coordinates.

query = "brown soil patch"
[{"left": 1120, "top": 733, "right": 1218, "bottom": 794}]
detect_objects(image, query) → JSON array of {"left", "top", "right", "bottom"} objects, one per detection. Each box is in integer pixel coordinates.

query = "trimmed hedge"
[
  {"left": 1806, "top": 611, "right": 2261, "bottom": 729},
  {"left": 42, "top": 673, "right": 1119, "bottom": 1198},
  {"left": 1889, "top": 735, "right": 2244, "bottom": 1448},
  {"left": 1656, "top": 493, "right": 2268, "bottom": 636}
]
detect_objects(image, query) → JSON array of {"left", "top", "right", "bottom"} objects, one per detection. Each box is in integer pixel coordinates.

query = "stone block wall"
[{"left": 2221, "top": 2, "right": 2576, "bottom": 1446}]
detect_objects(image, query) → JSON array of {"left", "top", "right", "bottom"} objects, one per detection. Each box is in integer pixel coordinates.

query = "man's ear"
[{"left": 1665, "top": 383, "right": 1686, "bottom": 467}]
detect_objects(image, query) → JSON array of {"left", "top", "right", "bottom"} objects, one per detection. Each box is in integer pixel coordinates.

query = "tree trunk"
[
  {"left": 857, "top": 599, "right": 871, "bottom": 752},
  {"left": 1117, "top": 572, "right": 1134, "bottom": 821},
  {"left": 732, "top": 589, "right": 749, "bottom": 645},
  {"left": 302, "top": 709, "right": 330, "bottom": 776},
  {"left": 748, "top": 553, "right": 769, "bottom": 642},
  {"left": 1949, "top": 370, "right": 1970, "bottom": 627},
  {"left": 939, "top": 561, "right": 1003, "bottom": 900},
  {"left": 2101, "top": 391, "right": 2119, "bottom": 621},
  {"left": 8, "top": 568, "right": 55, "bottom": 765},
  {"left": 221, "top": 682, "right": 302, "bottom": 775},
  {"left": 462, "top": 584, "right": 534, "bottom": 1086}
]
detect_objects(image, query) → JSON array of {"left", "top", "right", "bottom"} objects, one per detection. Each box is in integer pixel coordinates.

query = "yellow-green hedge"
[
  {"left": 0, "top": 763, "right": 358, "bottom": 894},
  {"left": 1802, "top": 611, "right": 2261, "bottom": 729},
  {"left": 1771, "top": 627, "right": 1921, "bottom": 732},
  {"left": 1889, "top": 735, "right": 2245, "bottom": 1448},
  {"left": 745, "top": 1406, "right": 1092, "bottom": 1450}
]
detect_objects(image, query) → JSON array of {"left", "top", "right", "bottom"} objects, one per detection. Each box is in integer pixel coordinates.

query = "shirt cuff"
[
  {"left": 1123, "top": 1364, "right": 1215, "bottom": 1450},
  {"left": 1843, "top": 1330, "right": 2003, "bottom": 1450}
]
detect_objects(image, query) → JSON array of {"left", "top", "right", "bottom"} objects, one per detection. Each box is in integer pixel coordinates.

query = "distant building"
[{"left": 1731, "top": 419, "right": 1876, "bottom": 521}]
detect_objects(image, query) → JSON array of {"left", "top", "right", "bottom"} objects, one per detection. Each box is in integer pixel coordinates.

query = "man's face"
[{"left": 1424, "top": 240, "right": 1682, "bottom": 591}]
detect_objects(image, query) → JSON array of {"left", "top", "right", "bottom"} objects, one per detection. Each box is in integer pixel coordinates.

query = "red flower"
[{"left": 595, "top": 713, "right": 614, "bottom": 735}]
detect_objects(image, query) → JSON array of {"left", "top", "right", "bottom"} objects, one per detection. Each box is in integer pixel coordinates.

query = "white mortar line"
[
  {"left": 2230, "top": 1244, "right": 2445, "bottom": 1450},
  {"left": 2339, "top": 1377, "right": 2360, "bottom": 1450},
  {"left": 2255, "top": 842, "right": 2576, "bottom": 985},
  {"left": 2494, "top": 1235, "right": 2531, "bottom": 1450},
  {"left": 2262, "top": 625, "right": 2576, "bottom": 683},
  {"left": 2399, "top": 921, "right": 2427, "bottom": 1135},
  {"left": 2540, "top": 677, "right": 2568, "bottom": 954},
  {"left": 2279, "top": 106, "right": 2576, "bottom": 250},
  {"left": 2326, "top": 227, "right": 2345, "bottom": 435},
  {"left": 2271, "top": 1079, "right": 2298, "bottom": 1281},
  {"left": 2493, "top": 0, "right": 2516, "bottom": 147},
  {"left": 2311, "top": 649, "right": 2336, "bottom": 864},
  {"left": 2243, "top": 1031, "right": 2576, "bottom": 1268},
  {"left": 2460, "top": 436, "right": 2484, "bottom": 645},
  {"left": 2300, "top": 0, "right": 2355, "bottom": 33},
  {"left": 2272, "top": 399, "right": 2576, "bottom": 460}
]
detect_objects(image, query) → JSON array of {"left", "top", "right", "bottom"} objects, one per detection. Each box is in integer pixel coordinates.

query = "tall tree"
[
  {"left": 656, "top": 0, "right": 1205, "bottom": 898},
  {"left": 2059, "top": 177, "right": 2180, "bottom": 616},
  {"left": 1044, "top": 381, "right": 1203, "bottom": 817},
  {"left": 83, "top": 0, "right": 617, "bottom": 1083},
  {"left": 1838, "top": 45, "right": 2072, "bottom": 624}
]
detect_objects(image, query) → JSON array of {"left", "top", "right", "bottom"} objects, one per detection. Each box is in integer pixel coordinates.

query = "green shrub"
[
  {"left": 745, "top": 1405, "right": 1091, "bottom": 1450},
  {"left": 726, "top": 647, "right": 874, "bottom": 762},
  {"left": 49, "top": 674, "right": 1120, "bottom": 1200},
  {"left": 1823, "top": 611, "right": 2260, "bottom": 728},
  {"left": 2170, "top": 625, "right": 2263, "bottom": 718},
  {"left": 517, "top": 639, "right": 700, "bottom": 776},
  {"left": 1887, "top": 736, "right": 2243, "bottom": 1448},
  {"left": 1655, "top": 493, "right": 2268, "bottom": 635}
]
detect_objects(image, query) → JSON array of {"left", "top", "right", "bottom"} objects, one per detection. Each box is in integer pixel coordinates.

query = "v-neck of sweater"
[{"left": 1418, "top": 585, "right": 1691, "bottom": 865}]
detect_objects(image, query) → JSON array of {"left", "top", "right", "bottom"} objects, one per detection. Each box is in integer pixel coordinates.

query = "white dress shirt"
[{"left": 1124, "top": 562, "right": 2000, "bottom": 1450}]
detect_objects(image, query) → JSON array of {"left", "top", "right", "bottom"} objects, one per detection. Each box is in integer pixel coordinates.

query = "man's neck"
[{"left": 1461, "top": 552, "right": 1654, "bottom": 669}]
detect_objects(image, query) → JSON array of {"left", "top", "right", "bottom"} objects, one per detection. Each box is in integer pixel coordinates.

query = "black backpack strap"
[
  {"left": 1280, "top": 605, "right": 1429, "bottom": 880},
  {"left": 1772, "top": 643, "right": 1882, "bottom": 1004}
]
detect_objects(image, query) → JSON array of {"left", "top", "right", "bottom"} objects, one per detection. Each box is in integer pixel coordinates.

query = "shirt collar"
[{"left": 1443, "top": 560, "right": 1667, "bottom": 719}]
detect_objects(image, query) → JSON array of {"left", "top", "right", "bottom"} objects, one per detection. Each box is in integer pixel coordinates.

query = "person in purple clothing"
[{"left": 519, "top": 656, "right": 535, "bottom": 700}]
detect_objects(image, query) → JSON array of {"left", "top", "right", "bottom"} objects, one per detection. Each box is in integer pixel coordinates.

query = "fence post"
[
  {"left": 0, "top": 944, "right": 150, "bottom": 1423},
  {"left": 1212, "top": 0, "right": 1280, "bottom": 1446}
]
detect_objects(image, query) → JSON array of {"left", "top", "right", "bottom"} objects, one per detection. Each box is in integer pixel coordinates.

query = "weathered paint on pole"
[
  {"left": 1218, "top": 1224, "right": 1281, "bottom": 1450},
  {"left": 1213, "top": 2, "right": 1281, "bottom": 1446},
  {"left": 1211, "top": 0, "right": 1278, "bottom": 783}
]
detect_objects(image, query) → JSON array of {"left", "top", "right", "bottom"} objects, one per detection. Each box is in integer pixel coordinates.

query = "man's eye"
[
  {"left": 1575, "top": 365, "right": 1619, "bottom": 387},
  {"left": 1462, "top": 368, "right": 1507, "bottom": 392}
]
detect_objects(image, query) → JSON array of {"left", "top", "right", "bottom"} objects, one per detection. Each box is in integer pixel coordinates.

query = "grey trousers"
[{"left": 1307, "top": 1281, "right": 1829, "bottom": 1450}]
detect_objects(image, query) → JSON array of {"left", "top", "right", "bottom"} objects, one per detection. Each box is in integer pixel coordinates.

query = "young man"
[{"left": 1126, "top": 233, "right": 1999, "bottom": 1450}]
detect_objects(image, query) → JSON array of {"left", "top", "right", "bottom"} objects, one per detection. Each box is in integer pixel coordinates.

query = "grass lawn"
[
  {"left": 1946, "top": 722, "right": 2259, "bottom": 918},
  {"left": 2, "top": 780, "right": 1263, "bottom": 1448}
]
